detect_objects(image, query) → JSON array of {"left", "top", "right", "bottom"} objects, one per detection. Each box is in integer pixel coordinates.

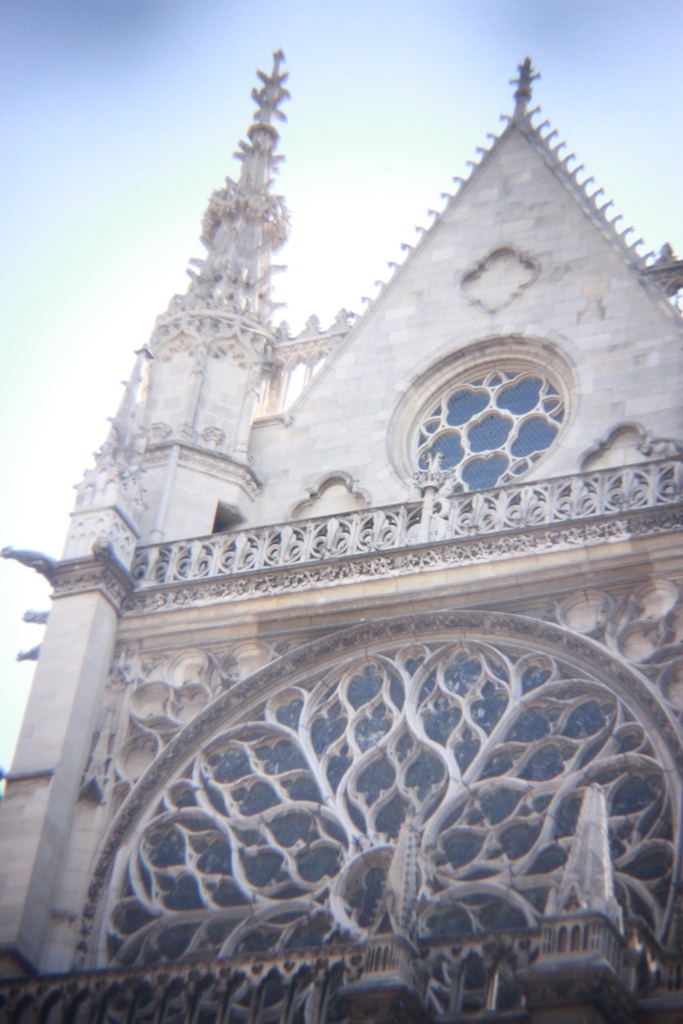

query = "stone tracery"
[
  {"left": 106, "top": 632, "right": 679, "bottom": 969},
  {"left": 414, "top": 368, "right": 565, "bottom": 490}
]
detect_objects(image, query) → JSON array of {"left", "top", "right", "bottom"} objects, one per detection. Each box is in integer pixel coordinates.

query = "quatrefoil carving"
[{"left": 461, "top": 247, "right": 539, "bottom": 313}]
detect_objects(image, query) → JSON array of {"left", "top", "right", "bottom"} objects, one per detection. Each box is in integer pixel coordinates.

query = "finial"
[
  {"left": 547, "top": 784, "right": 622, "bottom": 933},
  {"left": 251, "top": 50, "right": 290, "bottom": 125},
  {"left": 511, "top": 56, "right": 540, "bottom": 120}
]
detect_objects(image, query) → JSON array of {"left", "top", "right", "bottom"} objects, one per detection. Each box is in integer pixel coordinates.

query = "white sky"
[{"left": 1, "top": 0, "right": 682, "bottom": 769}]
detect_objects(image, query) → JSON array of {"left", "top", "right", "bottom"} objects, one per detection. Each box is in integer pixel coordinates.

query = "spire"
[
  {"left": 511, "top": 56, "right": 540, "bottom": 120},
  {"left": 182, "top": 51, "right": 290, "bottom": 323},
  {"left": 547, "top": 784, "right": 623, "bottom": 932},
  {"left": 385, "top": 816, "right": 420, "bottom": 937}
]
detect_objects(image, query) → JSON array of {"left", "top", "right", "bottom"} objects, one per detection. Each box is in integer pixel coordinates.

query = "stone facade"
[{"left": 1, "top": 55, "right": 683, "bottom": 1024}]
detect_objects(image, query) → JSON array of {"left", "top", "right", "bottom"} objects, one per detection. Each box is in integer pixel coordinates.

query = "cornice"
[{"left": 51, "top": 540, "right": 134, "bottom": 614}]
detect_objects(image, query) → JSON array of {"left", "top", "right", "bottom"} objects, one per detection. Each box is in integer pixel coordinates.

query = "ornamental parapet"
[
  {"left": 0, "top": 924, "right": 680, "bottom": 1024},
  {"left": 130, "top": 460, "right": 683, "bottom": 593}
]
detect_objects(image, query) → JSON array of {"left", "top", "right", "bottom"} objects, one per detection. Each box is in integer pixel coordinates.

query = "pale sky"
[{"left": 1, "top": 0, "right": 682, "bottom": 770}]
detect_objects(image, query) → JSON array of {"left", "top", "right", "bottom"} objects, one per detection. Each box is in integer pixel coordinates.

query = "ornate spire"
[
  {"left": 511, "top": 56, "right": 540, "bottom": 120},
  {"left": 386, "top": 816, "right": 420, "bottom": 937},
  {"left": 547, "top": 784, "right": 623, "bottom": 932},
  {"left": 181, "top": 51, "right": 290, "bottom": 322}
]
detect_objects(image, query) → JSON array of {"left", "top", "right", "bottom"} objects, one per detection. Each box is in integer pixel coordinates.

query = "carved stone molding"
[
  {"left": 52, "top": 541, "right": 134, "bottom": 613},
  {"left": 141, "top": 443, "right": 260, "bottom": 498},
  {"left": 125, "top": 505, "right": 683, "bottom": 613}
]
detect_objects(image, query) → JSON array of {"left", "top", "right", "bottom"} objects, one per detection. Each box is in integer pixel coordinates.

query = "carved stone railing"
[
  {"left": 131, "top": 460, "right": 683, "bottom": 587},
  {"left": 1, "top": 927, "right": 680, "bottom": 1024}
]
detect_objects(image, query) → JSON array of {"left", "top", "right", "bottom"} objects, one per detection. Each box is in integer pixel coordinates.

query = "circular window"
[{"left": 414, "top": 368, "right": 565, "bottom": 490}]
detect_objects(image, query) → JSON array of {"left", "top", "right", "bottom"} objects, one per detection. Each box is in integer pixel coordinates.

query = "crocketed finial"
[
  {"left": 511, "top": 56, "right": 540, "bottom": 120},
  {"left": 251, "top": 49, "right": 290, "bottom": 125}
]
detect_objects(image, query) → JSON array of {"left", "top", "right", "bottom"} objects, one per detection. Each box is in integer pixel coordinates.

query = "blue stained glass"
[
  {"left": 296, "top": 846, "right": 341, "bottom": 882},
  {"left": 562, "top": 700, "right": 606, "bottom": 739},
  {"left": 357, "top": 756, "right": 395, "bottom": 805},
  {"left": 311, "top": 715, "right": 346, "bottom": 755},
  {"left": 480, "top": 752, "right": 513, "bottom": 778},
  {"left": 446, "top": 388, "right": 489, "bottom": 426},
  {"left": 453, "top": 737, "right": 480, "bottom": 772},
  {"left": 234, "top": 781, "right": 280, "bottom": 815},
  {"left": 443, "top": 830, "right": 484, "bottom": 868},
  {"left": 461, "top": 454, "right": 509, "bottom": 490},
  {"left": 506, "top": 708, "right": 550, "bottom": 742},
  {"left": 355, "top": 711, "right": 392, "bottom": 751},
  {"left": 622, "top": 848, "right": 672, "bottom": 881},
  {"left": 376, "top": 794, "right": 407, "bottom": 838},
  {"left": 326, "top": 754, "right": 352, "bottom": 792},
  {"left": 478, "top": 901, "right": 527, "bottom": 930},
  {"left": 147, "top": 828, "right": 185, "bottom": 868},
  {"left": 428, "top": 431, "right": 464, "bottom": 468},
  {"left": 496, "top": 376, "right": 542, "bottom": 414},
  {"left": 445, "top": 654, "right": 481, "bottom": 694},
  {"left": 467, "top": 413, "right": 512, "bottom": 452},
  {"left": 518, "top": 746, "right": 565, "bottom": 781},
  {"left": 499, "top": 821, "right": 541, "bottom": 859},
  {"left": 405, "top": 750, "right": 445, "bottom": 799},
  {"left": 161, "top": 874, "right": 203, "bottom": 911},
  {"left": 348, "top": 664, "right": 383, "bottom": 709},
  {"left": 511, "top": 417, "right": 558, "bottom": 457},
  {"left": 521, "top": 665, "right": 552, "bottom": 693},
  {"left": 425, "top": 706, "right": 461, "bottom": 745},
  {"left": 423, "top": 906, "right": 473, "bottom": 938},
  {"left": 470, "top": 687, "right": 508, "bottom": 735},
  {"left": 611, "top": 777, "right": 659, "bottom": 816},
  {"left": 479, "top": 787, "right": 522, "bottom": 824}
]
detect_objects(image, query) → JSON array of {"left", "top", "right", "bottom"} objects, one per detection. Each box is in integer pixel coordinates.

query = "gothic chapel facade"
[{"left": 2, "top": 54, "right": 683, "bottom": 1024}]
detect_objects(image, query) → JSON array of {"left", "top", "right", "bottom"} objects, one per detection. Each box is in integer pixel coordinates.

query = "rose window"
[
  {"left": 108, "top": 636, "right": 677, "bottom": 968},
  {"left": 415, "top": 369, "right": 565, "bottom": 489}
]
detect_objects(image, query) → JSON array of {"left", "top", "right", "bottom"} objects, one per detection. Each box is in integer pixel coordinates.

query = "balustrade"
[{"left": 130, "top": 461, "right": 683, "bottom": 588}]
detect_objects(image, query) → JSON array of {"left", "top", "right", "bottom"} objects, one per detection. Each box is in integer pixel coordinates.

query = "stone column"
[
  {"left": 233, "top": 361, "right": 266, "bottom": 462},
  {"left": 0, "top": 546, "right": 130, "bottom": 976}
]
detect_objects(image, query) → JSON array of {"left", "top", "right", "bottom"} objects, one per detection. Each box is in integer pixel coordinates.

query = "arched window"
[
  {"left": 284, "top": 360, "right": 307, "bottom": 407},
  {"left": 106, "top": 628, "right": 677, "bottom": 968}
]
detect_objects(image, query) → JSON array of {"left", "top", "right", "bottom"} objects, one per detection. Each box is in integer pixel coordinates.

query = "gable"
[{"left": 251, "top": 124, "right": 682, "bottom": 521}]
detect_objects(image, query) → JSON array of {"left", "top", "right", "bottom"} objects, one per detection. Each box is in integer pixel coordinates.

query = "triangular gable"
[{"left": 288, "top": 108, "right": 674, "bottom": 406}]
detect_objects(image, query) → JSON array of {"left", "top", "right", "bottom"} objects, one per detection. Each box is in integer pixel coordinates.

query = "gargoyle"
[{"left": 1, "top": 547, "right": 57, "bottom": 582}]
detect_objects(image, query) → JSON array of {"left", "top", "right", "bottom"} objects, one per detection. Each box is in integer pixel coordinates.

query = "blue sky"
[{"left": 0, "top": 0, "right": 682, "bottom": 768}]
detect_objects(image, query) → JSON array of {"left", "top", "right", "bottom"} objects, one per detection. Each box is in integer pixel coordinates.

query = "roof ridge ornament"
[{"left": 511, "top": 56, "right": 540, "bottom": 120}]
